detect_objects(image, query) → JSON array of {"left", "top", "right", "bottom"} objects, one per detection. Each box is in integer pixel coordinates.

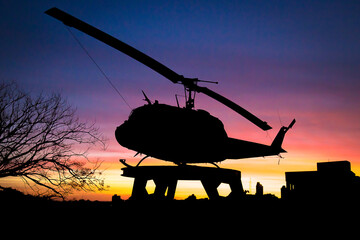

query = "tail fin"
[{"left": 271, "top": 119, "right": 296, "bottom": 152}]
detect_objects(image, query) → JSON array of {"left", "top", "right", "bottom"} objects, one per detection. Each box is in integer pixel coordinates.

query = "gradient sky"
[{"left": 1, "top": 0, "right": 360, "bottom": 200}]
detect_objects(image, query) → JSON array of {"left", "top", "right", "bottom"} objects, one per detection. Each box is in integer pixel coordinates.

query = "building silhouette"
[
  {"left": 282, "top": 161, "right": 360, "bottom": 201},
  {"left": 256, "top": 182, "right": 263, "bottom": 196}
]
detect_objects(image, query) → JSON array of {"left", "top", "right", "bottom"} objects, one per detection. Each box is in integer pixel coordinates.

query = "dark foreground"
[
  {"left": 2, "top": 189, "right": 358, "bottom": 239},
  {"left": 1, "top": 187, "right": 357, "bottom": 219}
]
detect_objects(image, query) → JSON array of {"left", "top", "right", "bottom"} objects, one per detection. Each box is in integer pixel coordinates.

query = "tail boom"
[{"left": 224, "top": 119, "right": 295, "bottom": 160}]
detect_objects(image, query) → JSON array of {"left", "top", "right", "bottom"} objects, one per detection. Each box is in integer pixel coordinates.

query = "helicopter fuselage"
[
  {"left": 115, "top": 103, "right": 227, "bottom": 163},
  {"left": 115, "top": 103, "right": 290, "bottom": 164}
]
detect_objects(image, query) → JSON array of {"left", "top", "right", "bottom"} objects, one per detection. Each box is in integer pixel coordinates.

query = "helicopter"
[{"left": 46, "top": 7, "right": 295, "bottom": 167}]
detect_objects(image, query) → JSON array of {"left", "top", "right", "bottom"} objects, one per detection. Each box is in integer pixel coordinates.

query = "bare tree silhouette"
[{"left": 0, "top": 81, "right": 107, "bottom": 199}]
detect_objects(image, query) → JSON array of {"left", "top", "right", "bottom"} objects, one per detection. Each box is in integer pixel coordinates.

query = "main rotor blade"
[
  {"left": 46, "top": 7, "right": 272, "bottom": 131},
  {"left": 45, "top": 7, "right": 182, "bottom": 84},
  {"left": 195, "top": 86, "right": 272, "bottom": 130}
]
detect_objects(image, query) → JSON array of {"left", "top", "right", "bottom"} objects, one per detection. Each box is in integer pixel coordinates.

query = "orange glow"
[{"left": 2, "top": 121, "right": 360, "bottom": 201}]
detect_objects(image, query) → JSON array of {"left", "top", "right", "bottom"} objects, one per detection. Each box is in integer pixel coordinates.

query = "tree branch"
[{"left": 0, "top": 81, "right": 107, "bottom": 198}]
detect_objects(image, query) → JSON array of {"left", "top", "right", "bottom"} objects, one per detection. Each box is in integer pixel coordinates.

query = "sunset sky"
[{"left": 1, "top": 0, "right": 360, "bottom": 200}]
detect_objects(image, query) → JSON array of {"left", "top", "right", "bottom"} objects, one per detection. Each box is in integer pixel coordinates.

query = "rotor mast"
[
  {"left": 184, "top": 86, "right": 195, "bottom": 109},
  {"left": 183, "top": 78, "right": 218, "bottom": 109}
]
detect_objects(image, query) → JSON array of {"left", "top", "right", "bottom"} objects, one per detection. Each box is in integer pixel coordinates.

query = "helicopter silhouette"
[{"left": 46, "top": 7, "right": 295, "bottom": 167}]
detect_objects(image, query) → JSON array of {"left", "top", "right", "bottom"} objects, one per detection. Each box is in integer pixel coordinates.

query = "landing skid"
[
  {"left": 175, "top": 162, "right": 220, "bottom": 168},
  {"left": 120, "top": 156, "right": 149, "bottom": 168},
  {"left": 120, "top": 159, "right": 133, "bottom": 167},
  {"left": 120, "top": 158, "right": 221, "bottom": 168},
  {"left": 136, "top": 155, "right": 149, "bottom": 167},
  {"left": 210, "top": 162, "right": 220, "bottom": 168}
]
